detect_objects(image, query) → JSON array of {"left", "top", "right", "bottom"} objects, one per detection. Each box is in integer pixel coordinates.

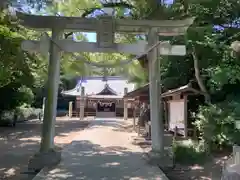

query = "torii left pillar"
[
  {"left": 40, "top": 28, "right": 62, "bottom": 152},
  {"left": 124, "top": 87, "right": 128, "bottom": 120},
  {"left": 69, "top": 101, "right": 73, "bottom": 118},
  {"left": 28, "top": 29, "right": 62, "bottom": 171},
  {"left": 41, "top": 97, "right": 46, "bottom": 120}
]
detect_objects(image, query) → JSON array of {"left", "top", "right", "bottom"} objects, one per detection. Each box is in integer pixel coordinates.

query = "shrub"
[
  {"left": 0, "top": 111, "right": 15, "bottom": 121},
  {"left": 0, "top": 85, "right": 35, "bottom": 114},
  {"left": 0, "top": 107, "right": 42, "bottom": 125},
  {"left": 16, "top": 107, "right": 42, "bottom": 121},
  {"left": 194, "top": 95, "right": 240, "bottom": 151},
  {"left": 173, "top": 139, "right": 207, "bottom": 165}
]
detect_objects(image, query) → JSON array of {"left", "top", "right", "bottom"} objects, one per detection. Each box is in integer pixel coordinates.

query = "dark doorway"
[{"left": 97, "top": 102, "right": 116, "bottom": 112}]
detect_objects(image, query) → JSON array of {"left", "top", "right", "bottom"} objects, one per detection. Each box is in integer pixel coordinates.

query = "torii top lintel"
[{"left": 16, "top": 11, "right": 194, "bottom": 36}]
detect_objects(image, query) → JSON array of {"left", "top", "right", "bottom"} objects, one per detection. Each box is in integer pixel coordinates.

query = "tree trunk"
[{"left": 192, "top": 48, "right": 211, "bottom": 103}]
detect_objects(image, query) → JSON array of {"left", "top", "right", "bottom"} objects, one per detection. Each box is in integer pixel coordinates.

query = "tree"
[
  {"left": 86, "top": 0, "right": 240, "bottom": 149},
  {"left": 0, "top": 11, "right": 47, "bottom": 112},
  {"left": 40, "top": 0, "right": 147, "bottom": 87}
]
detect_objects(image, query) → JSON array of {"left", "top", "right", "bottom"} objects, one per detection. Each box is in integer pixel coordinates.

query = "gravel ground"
[{"left": 0, "top": 118, "right": 89, "bottom": 180}]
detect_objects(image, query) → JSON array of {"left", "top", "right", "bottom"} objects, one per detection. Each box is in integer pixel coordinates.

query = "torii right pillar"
[
  {"left": 79, "top": 86, "right": 85, "bottom": 120},
  {"left": 148, "top": 28, "right": 164, "bottom": 155}
]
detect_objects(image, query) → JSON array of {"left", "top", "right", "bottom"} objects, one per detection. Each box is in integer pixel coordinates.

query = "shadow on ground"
[
  {"left": 38, "top": 140, "right": 162, "bottom": 180},
  {"left": 0, "top": 118, "right": 89, "bottom": 180},
  {"left": 87, "top": 118, "right": 134, "bottom": 133},
  {"left": 164, "top": 153, "right": 227, "bottom": 180}
]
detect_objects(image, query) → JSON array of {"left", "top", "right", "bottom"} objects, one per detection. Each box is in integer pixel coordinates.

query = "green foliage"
[
  {"left": 194, "top": 95, "right": 240, "bottom": 151},
  {"left": 173, "top": 139, "right": 208, "bottom": 165},
  {"left": 126, "top": 0, "right": 240, "bottom": 157},
  {"left": 0, "top": 12, "right": 47, "bottom": 112},
  {"left": 161, "top": 55, "right": 194, "bottom": 90},
  {"left": 0, "top": 106, "right": 42, "bottom": 126},
  {"left": 18, "top": 86, "right": 35, "bottom": 104},
  {"left": 16, "top": 106, "right": 42, "bottom": 120}
]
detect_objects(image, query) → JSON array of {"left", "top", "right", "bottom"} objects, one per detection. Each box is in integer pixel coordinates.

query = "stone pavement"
[{"left": 33, "top": 118, "right": 168, "bottom": 180}]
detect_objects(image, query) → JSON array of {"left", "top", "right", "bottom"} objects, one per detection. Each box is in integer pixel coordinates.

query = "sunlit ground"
[
  {"left": 0, "top": 118, "right": 229, "bottom": 180},
  {"left": 0, "top": 118, "right": 89, "bottom": 180}
]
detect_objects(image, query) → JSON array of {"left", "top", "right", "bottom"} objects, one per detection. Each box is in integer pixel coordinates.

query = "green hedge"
[
  {"left": 194, "top": 96, "right": 240, "bottom": 151},
  {"left": 173, "top": 139, "right": 208, "bottom": 165},
  {"left": 0, "top": 107, "right": 42, "bottom": 123},
  {"left": 16, "top": 107, "right": 42, "bottom": 121}
]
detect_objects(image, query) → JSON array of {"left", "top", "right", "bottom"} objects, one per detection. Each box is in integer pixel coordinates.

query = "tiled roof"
[
  {"left": 97, "top": 84, "right": 117, "bottom": 95},
  {"left": 62, "top": 77, "right": 135, "bottom": 97}
]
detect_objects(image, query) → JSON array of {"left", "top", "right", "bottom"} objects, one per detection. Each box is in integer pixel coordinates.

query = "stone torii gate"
[{"left": 17, "top": 11, "right": 193, "bottom": 168}]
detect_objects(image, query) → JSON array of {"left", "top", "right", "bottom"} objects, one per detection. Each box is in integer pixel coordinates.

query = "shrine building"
[{"left": 61, "top": 76, "right": 135, "bottom": 118}]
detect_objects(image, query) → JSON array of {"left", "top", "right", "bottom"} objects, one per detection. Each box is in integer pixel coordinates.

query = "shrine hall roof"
[
  {"left": 61, "top": 76, "right": 135, "bottom": 97},
  {"left": 124, "top": 82, "right": 205, "bottom": 98}
]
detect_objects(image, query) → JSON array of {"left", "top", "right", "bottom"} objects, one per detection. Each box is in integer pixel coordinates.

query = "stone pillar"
[
  {"left": 183, "top": 96, "right": 188, "bottom": 137},
  {"left": 69, "top": 101, "right": 73, "bottom": 118},
  {"left": 40, "top": 28, "right": 62, "bottom": 153},
  {"left": 124, "top": 87, "right": 128, "bottom": 120},
  {"left": 148, "top": 28, "right": 164, "bottom": 154},
  {"left": 79, "top": 86, "right": 85, "bottom": 120},
  {"left": 42, "top": 97, "right": 46, "bottom": 120},
  {"left": 133, "top": 103, "right": 136, "bottom": 131}
]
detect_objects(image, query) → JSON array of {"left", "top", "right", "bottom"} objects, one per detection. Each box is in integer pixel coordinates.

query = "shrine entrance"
[
  {"left": 17, "top": 9, "right": 193, "bottom": 154},
  {"left": 96, "top": 101, "right": 116, "bottom": 118}
]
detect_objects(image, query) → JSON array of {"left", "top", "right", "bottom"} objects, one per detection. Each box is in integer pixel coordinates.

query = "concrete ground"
[
  {"left": 0, "top": 118, "right": 89, "bottom": 180},
  {"left": 34, "top": 118, "right": 168, "bottom": 180}
]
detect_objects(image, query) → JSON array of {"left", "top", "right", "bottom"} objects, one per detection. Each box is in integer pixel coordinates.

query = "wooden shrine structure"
[
  {"left": 124, "top": 82, "right": 204, "bottom": 137},
  {"left": 62, "top": 77, "right": 135, "bottom": 118}
]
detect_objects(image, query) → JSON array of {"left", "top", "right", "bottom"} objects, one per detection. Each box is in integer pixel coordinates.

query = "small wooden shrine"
[
  {"left": 124, "top": 82, "right": 205, "bottom": 137},
  {"left": 161, "top": 83, "right": 205, "bottom": 137},
  {"left": 84, "top": 83, "right": 124, "bottom": 117}
]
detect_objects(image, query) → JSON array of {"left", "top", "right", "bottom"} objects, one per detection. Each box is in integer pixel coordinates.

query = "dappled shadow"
[
  {"left": 0, "top": 119, "right": 89, "bottom": 141},
  {"left": 87, "top": 118, "right": 135, "bottom": 134},
  {"left": 130, "top": 133, "right": 227, "bottom": 179},
  {"left": 37, "top": 140, "right": 164, "bottom": 180},
  {"left": 0, "top": 139, "right": 39, "bottom": 180},
  {"left": 163, "top": 150, "right": 229, "bottom": 180},
  {"left": 0, "top": 118, "right": 89, "bottom": 180},
  {"left": 112, "top": 124, "right": 134, "bottom": 133},
  {"left": 87, "top": 118, "right": 123, "bottom": 129},
  {"left": 132, "top": 137, "right": 152, "bottom": 150}
]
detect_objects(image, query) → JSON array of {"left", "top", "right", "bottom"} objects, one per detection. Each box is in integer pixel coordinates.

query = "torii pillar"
[
  {"left": 28, "top": 29, "right": 62, "bottom": 171},
  {"left": 148, "top": 29, "right": 163, "bottom": 153},
  {"left": 69, "top": 101, "right": 73, "bottom": 118},
  {"left": 79, "top": 86, "right": 85, "bottom": 120},
  {"left": 40, "top": 28, "right": 62, "bottom": 152},
  {"left": 123, "top": 87, "right": 128, "bottom": 120}
]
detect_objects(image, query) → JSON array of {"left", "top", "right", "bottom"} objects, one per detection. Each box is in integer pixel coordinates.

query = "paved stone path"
[
  {"left": 0, "top": 118, "right": 90, "bottom": 180},
  {"left": 34, "top": 118, "right": 168, "bottom": 180}
]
